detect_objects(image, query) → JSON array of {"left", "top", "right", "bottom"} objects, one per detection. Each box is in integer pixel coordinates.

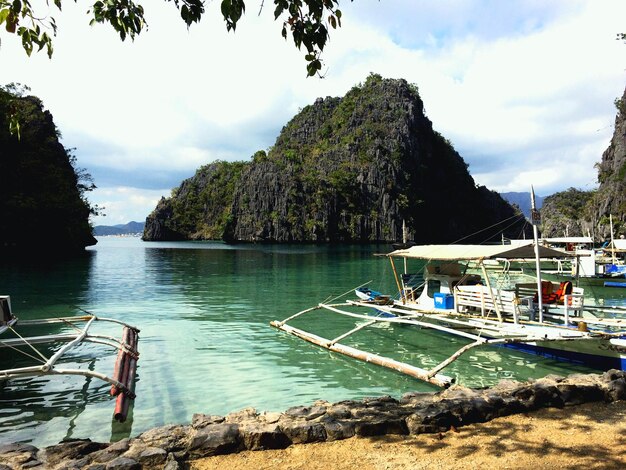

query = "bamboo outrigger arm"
[
  {"left": 0, "top": 311, "right": 140, "bottom": 422},
  {"left": 0, "top": 367, "right": 135, "bottom": 397},
  {"left": 270, "top": 320, "right": 454, "bottom": 387},
  {"left": 271, "top": 296, "right": 622, "bottom": 389}
]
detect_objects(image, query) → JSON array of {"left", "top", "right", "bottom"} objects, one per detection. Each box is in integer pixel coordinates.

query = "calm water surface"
[{"left": 1, "top": 237, "right": 623, "bottom": 447}]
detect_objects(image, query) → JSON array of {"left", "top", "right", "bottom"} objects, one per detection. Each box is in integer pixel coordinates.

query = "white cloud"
[
  {"left": 90, "top": 187, "right": 169, "bottom": 225},
  {"left": 2, "top": 0, "right": 626, "bottom": 223}
]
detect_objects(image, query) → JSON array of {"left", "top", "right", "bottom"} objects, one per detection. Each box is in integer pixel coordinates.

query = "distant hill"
[
  {"left": 500, "top": 192, "right": 544, "bottom": 218},
  {"left": 94, "top": 221, "right": 145, "bottom": 236}
]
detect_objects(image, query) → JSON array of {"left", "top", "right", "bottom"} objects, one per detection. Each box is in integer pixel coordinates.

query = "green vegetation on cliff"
[
  {"left": 143, "top": 160, "right": 248, "bottom": 241},
  {"left": 144, "top": 75, "right": 527, "bottom": 244},
  {"left": 539, "top": 188, "right": 596, "bottom": 237},
  {"left": 0, "top": 84, "right": 97, "bottom": 254}
]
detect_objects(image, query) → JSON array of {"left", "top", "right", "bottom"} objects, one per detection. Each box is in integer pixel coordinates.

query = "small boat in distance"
[
  {"left": 0, "top": 295, "right": 140, "bottom": 422},
  {"left": 355, "top": 286, "right": 392, "bottom": 305},
  {"left": 535, "top": 236, "right": 626, "bottom": 287}
]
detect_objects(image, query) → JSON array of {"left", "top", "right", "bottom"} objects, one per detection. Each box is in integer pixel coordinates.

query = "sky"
[{"left": 1, "top": 0, "right": 626, "bottom": 225}]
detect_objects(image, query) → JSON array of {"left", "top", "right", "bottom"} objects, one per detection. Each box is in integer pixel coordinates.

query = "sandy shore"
[{"left": 190, "top": 400, "right": 626, "bottom": 469}]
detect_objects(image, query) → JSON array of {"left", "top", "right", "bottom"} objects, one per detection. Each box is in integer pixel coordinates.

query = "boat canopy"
[
  {"left": 387, "top": 244, "right": 572, "bottom": 261},
  {"left": 608, "top": 239, "right": 626, "bottom": 252},
  {"left": 542, "top": 236, "right": 593, "bottom": 244}
]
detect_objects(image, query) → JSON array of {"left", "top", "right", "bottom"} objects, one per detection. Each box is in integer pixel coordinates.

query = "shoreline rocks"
[{"left": 2, "top": 370, "right": 625, "bottom": 469}]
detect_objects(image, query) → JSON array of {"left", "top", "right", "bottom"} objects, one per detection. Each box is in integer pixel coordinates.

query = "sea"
[{"left": 1, "top": 237, "right": 624, "bottom": 448}]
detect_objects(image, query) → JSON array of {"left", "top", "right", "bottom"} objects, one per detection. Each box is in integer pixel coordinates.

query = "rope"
[
  {"left": 326, "top": 280, "right": 372, "bottom": 304},
  {"left": 451, "top": 213, "right": 528, "bottom": 246},
  {"left": 6, "top": 326, "right": 49, "bottom": 363}
]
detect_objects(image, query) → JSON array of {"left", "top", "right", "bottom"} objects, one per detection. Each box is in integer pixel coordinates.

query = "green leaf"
[
  {"left": 274, "top": 3, "right": 283, "bottom": 20},
  {"left": 5, "top": 11, "right": 16, "bottom": 32},
  {"left": 181, "top": 4, "right": 189, "bottom": 23},
  {"left": 220, "top": 0, "right": 231, "bottom": 20}
]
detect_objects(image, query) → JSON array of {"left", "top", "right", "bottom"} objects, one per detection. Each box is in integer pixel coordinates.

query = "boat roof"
[
  {"left": 387, "top": 243, "right": 572, "bottom": 261},
  {"left": 542, "top": 236, "right": 593, "bottom": 244},
  {"left": 504, "top": 239, "right": 533, "bottom": 247},
  {"left": 604, "top": 239, "right": 626, "bottom": 252}
]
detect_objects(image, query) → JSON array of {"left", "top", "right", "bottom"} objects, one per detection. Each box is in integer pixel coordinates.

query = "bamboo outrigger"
[
  {"left": 271, "top": 242, "right": 626, "bottom": 388},
  {"left": 0, "top": 295, "right": 139, "bottom": 422}
]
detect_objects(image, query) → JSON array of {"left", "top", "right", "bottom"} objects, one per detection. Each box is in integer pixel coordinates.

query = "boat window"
[{"left": 427, "top": 280, "right": 441, "bottom": 297}]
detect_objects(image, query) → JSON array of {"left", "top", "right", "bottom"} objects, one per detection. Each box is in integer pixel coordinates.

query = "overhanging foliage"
[{"left": 0, "top": 0, "right": 350, "bottom": 76}]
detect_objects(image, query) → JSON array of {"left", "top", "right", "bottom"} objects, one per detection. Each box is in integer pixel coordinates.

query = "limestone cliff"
[
  {"left": 144, "top": 74, "right": 527, "bottom": 244},
  {"left": 143, "top": 161, "right": 248, "bottom": 241},
  {"left": 540, "top": 86, "right": 626, "bottom": 239},
  {"left": 539, "top": 188, "right": 595, "bottom": 237},
  {"left": 593, "top": 86, "right": 626, "bottom": 237}
]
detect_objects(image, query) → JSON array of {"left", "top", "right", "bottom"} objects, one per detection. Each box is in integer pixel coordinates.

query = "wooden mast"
[{"left": 531, "top": 186, "right": 544, "bottom": 322}]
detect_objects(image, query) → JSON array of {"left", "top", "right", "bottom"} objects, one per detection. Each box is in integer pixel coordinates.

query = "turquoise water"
[{"left": 0, "top": 237, "right": 623, "bottom": 448}]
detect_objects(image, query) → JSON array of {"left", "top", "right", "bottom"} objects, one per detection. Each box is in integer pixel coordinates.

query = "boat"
[
  {"left": 0, "top": 295, "right": 139, "bottom": 422},
  {"left": 536, "top": 236, "right": 626, "bottom": 287},
  {"left": 355, "top": 286, "right": 391, "bottom": 304},
  {"left": 533, "top": 215, "right": 626, "bottom": 286},
  {"left": 272, "top": 245, "right": 626, "bottom": 388}
]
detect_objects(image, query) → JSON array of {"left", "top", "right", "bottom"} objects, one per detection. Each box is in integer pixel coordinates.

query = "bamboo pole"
[
  {"left": 43, "top": 316, "right": 97, "bottom": 371},
  {"left": 389, "top": 256, "right": 404, "bottom": 304},
  {"left": 111, "top": 327, "right": 130, "bottom": 396},
  {"left": 115, "top": 328, "right": 138, "bottom": 422},
  {"left": 270, "top": 321, "right": 453, "bottom": 387},
  {"left": 273, "top": 305, "right": 322, "bottom": 327},
  {"left": 427, "top": 339, "right": 488, "bottom": 377},
  {"left": 610, "top": 214, "right": 616, "bottom": 265},
  {"left": 320, "top": 303, "right": 489, "bottom": 341},
  {"left": 330, "top": 320, "right": 377, "bottom": 345},
  {"left": 16, "top": 315, "right": 94, "bottom": 325},
  {"left": 530, "top": 187, "right": 544, "bottom": 322},
  {"left": 0, "top": 334, "right": 78, "bottom": 348},
  {"left": 480, "top": 262, "right": 502, "bottom": 322},
  {"left": 1, "top": 367, "right": 129, "bottom": 391}
]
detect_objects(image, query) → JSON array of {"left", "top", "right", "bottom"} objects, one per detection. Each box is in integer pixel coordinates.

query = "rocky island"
[{"left": 143, "top": 75, "right": 528, "bottom": 244}]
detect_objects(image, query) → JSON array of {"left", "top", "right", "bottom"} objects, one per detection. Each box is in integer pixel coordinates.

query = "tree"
[
  {"left": 0, "top": 84, "right": 98, "bottom": 252},
  {"left": 0, "top": 0, "right": 349, "bottom": 76}
]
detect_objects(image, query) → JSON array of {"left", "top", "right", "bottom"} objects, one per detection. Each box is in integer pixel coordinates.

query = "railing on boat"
[{"left": 454, "top": 282, "right": 585, "bottom": 326}]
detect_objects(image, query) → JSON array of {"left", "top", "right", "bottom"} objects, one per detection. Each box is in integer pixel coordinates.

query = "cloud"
[
  {"left": 90, "top": 187, "right": 170, "bottom": 226},
  {"left": 2, "top": 0, "right": 625, "bottom": 224}
]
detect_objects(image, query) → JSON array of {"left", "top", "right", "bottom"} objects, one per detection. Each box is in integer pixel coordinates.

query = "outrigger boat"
[
  {"left": 0, "top": 295, "right": 139, "bottom": 422},
  {"left": 529, "top": 236, "right": 626, "bottom": 287},
  {"left": 272, "top": 244, "right": 626, "bottom": 388}
]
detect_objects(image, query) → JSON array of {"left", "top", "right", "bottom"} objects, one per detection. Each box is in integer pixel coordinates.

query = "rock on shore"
[{"left": 2, "top": 371, "right": 625, "bottom": 469}]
